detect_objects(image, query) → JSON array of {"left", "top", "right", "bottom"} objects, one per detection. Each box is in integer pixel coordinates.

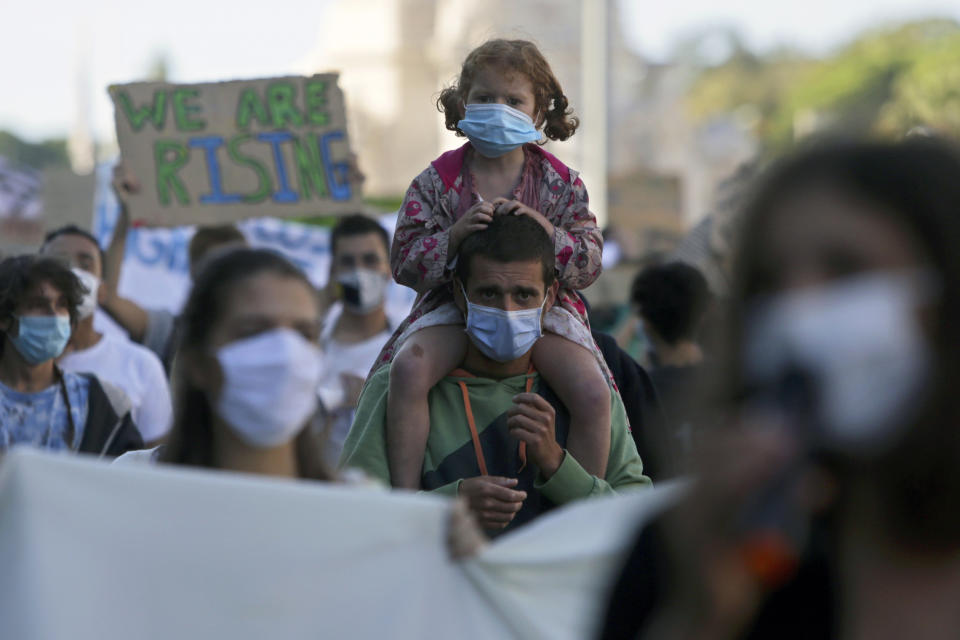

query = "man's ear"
[
  {"left": 545, "top": 280, "right": 560, "bottom": 311},
  {"left": 0, "top": 315, "right": 15, "bottom": 336}
]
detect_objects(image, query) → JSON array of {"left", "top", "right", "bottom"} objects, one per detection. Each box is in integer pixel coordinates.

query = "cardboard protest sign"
[
  {"left": 0, "top": 157, "right": 43, "bottom": 246},
  {"left": 109, "top": 75, "right": 361, "bottom": 227}
]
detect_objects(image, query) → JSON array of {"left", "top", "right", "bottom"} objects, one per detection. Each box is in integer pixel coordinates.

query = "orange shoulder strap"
[{"left": 450, "top": 366, "right": 536, "bottom": 476}]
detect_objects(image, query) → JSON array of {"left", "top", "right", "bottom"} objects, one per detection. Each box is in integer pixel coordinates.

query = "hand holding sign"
[{"left": 109, "top": 75, "right": 362, "bottom": 227}]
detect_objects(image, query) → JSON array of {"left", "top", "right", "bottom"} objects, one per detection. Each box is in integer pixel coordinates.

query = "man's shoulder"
[{"left": 359, "top": 365, "right": 391, "bottom": 400}]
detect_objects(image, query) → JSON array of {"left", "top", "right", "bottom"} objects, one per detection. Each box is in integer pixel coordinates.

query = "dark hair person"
[
  {"left": 0, "top": 255, "right": 141, "bottom": 456},
  {"left": 631, "top": 261, "right": 710, "bottom": 352},
  {"left": 601, "top": 138, "right": 960, "bottom": 640},
  {"left": 160, "top": 248, "right": 331, "bottom": 480},
  {"left": 330, "top": 214, "right": 390, "bottom": 261}
]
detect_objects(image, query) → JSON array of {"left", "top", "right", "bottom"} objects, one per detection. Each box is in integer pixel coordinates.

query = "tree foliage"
[
  {"left": 0, "top": 130, "right": 69, "bottom": 169},
  {"left": 686, "top": 19, "right": 960, "bottom": 149}
]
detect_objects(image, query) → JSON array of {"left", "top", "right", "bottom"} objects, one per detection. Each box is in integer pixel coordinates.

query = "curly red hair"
[{"left": 436, "top": 39, "right": 579, "bottom": 142}]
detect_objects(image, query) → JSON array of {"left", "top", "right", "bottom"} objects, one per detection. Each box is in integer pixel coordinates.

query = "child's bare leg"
[
  {"left": 533, "top": 335, "right": 611, "bottom": 477},
  {"left": 387, "top": 326, "right": 467, "bottom": 488}
]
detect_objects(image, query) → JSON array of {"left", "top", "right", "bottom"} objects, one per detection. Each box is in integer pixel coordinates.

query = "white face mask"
[
  {"left": 460, "top": 282, "right": 546, "bottom": 362},
  {"left": 215, "top": 328, "right": 323, "bottom": 448},
  {"left": 72, "top": 268, "right": 100, "bottom": 320},
  {"left": 744, "top": 271, "right": 932, "bottom": 453},
  {"left": 337, "top": 268, "right": 389, "bottom": 314}
]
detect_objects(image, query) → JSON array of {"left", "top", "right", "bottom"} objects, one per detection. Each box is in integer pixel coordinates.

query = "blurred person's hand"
[
  {"left": 111, "top": 163, "right": 140, "bottom": 217},
  {"left": 458, "top": 476, "right": 526, "bottom": 531},
  {"left": 491, "top": 198, "right": 554, "bottom": 237},
  {"left": 346, "top": 152, "right": 366, "bottom": 189},
  {"left": 644, "top": 424, "right": 802, "bottom": 640},
  {"left": 447, "top": 497, "right": 488, "bottom": 560}
]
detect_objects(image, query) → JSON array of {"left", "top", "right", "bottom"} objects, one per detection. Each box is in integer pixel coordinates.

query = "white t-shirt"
[
  {"left": 59, "top": 334, "right": 173, "bottom": 443},
  {"left": 318, "top": 303, "right": 396, "bottom": 466}
]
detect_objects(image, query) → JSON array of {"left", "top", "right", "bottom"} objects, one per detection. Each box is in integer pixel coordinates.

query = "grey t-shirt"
[{"left": 144, "top": 308, "right": 178, "bottom": 372}]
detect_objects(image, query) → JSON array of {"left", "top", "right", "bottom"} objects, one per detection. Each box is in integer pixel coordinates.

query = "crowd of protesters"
[{"left": 2, "top": 37, "right": 959, "bottom": 639}]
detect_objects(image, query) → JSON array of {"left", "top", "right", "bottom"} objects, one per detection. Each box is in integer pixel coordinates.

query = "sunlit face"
[
  {"left": 456, "top": 256, "right": 557, "bottom": 313},
  {"left": 1, "top": 280, "right": 72, "bottom": 345},
  {"left": 188, "top": 272, "right": 320, "bottom": 397},
  {"left": 753, "top": 187, "right": 926, "bottom": 295},
  {"left": 15, "top": 280, "right": 71, "bottom": 320},
  {"left": 464, "top": 66, "right": 539, "bottom": 124},
  {"left": 207, "top": 273, "right": 320, "bottom": 350},
  {"left": 331, "top": 232, "right": 390, "bottom": 279},
  {"left": 41, "top": 233, "right": 102, "bottom": 278}
]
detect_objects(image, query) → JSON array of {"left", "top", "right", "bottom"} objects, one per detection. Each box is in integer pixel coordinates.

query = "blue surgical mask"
[
  {"left": 9, "top": 315, "right": 72, "bottom": 365},
  {"left": 457, "top": 103, "right": 540, "bottom": 158},
  {"left": 460, "top": 283, "right": 546, "bottom": 362}
]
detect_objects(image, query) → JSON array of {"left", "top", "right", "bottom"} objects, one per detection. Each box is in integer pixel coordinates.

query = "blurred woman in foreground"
[
  {"left": 601, "top": 138, "right": 960, "bottom": 640},
  {"left": 158, "top": 247, "right": 331, "bottom": 479}
]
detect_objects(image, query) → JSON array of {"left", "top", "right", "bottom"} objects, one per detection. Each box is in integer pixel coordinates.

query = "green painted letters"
[
  {"left": 304, "top": 81, "right": 328, "bottom": 125},
  {"left": 154, "top": 141, "right": 190, "bottom": 206},
  {"left": 292, "top": 134, "right": 327, "bottom": 200},
  {"left": 267, "top": 82, "right": 304, "bottom": 128},
  {"left": 236, "top": 89, "right": 270, "bottom": 129},
  {"left": 172, "top": 89, "right": 205, "bottom": 131},
  {"left": 116, "top": 89, "right": 167, "bottom": 132}
]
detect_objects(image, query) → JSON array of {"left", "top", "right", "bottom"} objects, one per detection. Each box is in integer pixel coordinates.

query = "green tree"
[
  {"left": 0, "top": 130, "right": 69, "bottom": 169},
  {"left": 685, "top": 19, "right": 960, "bottom": 149}
]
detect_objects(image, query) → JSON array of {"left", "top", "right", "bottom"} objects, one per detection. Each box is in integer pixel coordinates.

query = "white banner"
[
  {"left": 92, "top": 163, "right": 414, "bottom": 316},
  {"left": 0, "top": 449, "right": 680, "bottom": 640}
]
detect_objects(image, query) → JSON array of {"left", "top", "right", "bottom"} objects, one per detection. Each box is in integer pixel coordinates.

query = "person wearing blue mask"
[
  {"left": 381, "top": 39, "right": 613, "bottom": 495},
  {"left": 341, "top": 215, "right": 650, "bottom": 534},
  {"left": 0, "top": 255, "right": 142, "bottom": 457}
]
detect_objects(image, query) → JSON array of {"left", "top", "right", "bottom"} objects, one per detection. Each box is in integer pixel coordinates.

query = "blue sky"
[{"left": 2, "top": 0, "right": 958, "bottom": 144}]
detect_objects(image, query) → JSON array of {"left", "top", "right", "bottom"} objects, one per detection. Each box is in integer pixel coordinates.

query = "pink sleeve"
[
  {"left": 391, "top": 173, "right": 454, "bottom": 294},
  {"left": 551, "top": 176, "right": 603, "bottom": 290}
]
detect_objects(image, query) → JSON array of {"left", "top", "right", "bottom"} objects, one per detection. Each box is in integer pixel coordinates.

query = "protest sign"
[
  {"left": 0, "top": 157, "right": 43, "bottom": 246},
  {"left": 109, "top": 75, "right": 361, "bottom": 227},
  {"left": 0, "top": 449, "right": 681, "bottom": 640},
  {"left": 89, "top": 162, "right": 414, "bottom": 322}
]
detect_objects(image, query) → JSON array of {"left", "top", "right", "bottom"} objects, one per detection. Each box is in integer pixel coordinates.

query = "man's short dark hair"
[
  {"left": 42, "top": 225, "right": 104, "bottom": 266},
  {"left": 330, "top": 214, "right": 390, "bottom": 257},
  {"left": 631, "top": 261, "right": 710, "bottom": 345},
  {"left": 188, "top": 225, "right": 247, "bottom": 268},
  {"left": 0, "top": 255, "right": 85, "bottom": 353},
  {"left": 455, "top": 215, "right": 556, "bottom": 288}
]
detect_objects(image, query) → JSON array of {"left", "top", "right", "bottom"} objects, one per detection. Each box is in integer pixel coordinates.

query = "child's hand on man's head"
[
  {"left": 491, "top": 198, "right": 555, "bottom": 237},
  {"left": 449, "top": 201, "right": 494, "bottom": 253}
]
